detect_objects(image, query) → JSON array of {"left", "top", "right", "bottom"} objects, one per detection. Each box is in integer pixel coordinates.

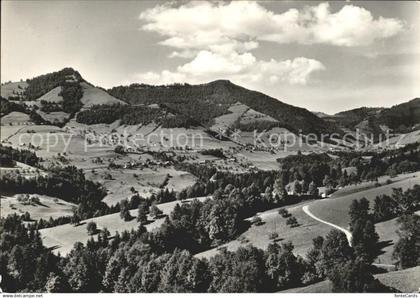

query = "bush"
[
  {"left": 251, "top": 216, "right": 263, "bottom": 226},
  {"left": 30, "top": 195, "right": 40, "bottom": 205},
  {"left": 201, "top": 148, "right": 226, "bottom": 159},
  {"left": 278, "top": 208, "right": 291, "bottom": 218},
  {"left": 150, "top": 204, "right": 163, "bottom": 219},
  {"left": 86, "top": 222, "right": 97, "bottom": 235},
  {"left": 286, "top": 216, "right": 299, "bottom": 227}
]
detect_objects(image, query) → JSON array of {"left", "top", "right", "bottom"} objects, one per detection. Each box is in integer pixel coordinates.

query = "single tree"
[
  {"left": 137, "top": 202, "right": 149, "bottom": 224},
  {"left": 86, "top": 222, "right": 97, "bottom": 235}
]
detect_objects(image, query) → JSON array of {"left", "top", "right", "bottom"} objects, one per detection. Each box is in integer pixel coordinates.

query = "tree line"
[
  {"left": 0, "top": 145, "right": 40, "bottom": 167},
  {"left": 107, "top": 80, "right": 338, "bottom": 136},
  {"left": 4, "top": 192, "right": 418, "bottom": 293},
  {"left": 275, "top": 146, "right": 420, "bottom": 195},
  {"left": 373, "top": 185, "right": 420, "bottom": 223}
]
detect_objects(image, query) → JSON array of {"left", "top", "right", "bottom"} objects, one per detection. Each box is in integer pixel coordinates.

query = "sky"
[{"left": 1, "top": 1, "right": 419, "bottom": 114}]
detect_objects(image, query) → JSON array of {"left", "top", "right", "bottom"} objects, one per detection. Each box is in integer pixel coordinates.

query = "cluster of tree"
[
  {"left": 314, "top": 198, "right": 393, "bottom": 292},
  {"left": 329, "top": 107, "right": 383, "bottom": 130},
  {"left": 392, "top": 214, "right": 420, "bottom": 269},
  {"left": 200, "top": 148, "right": 226, "bottom": 159},
  {"left": 326, "top": 98, "right": 420, "bottom": 134},
  {"left": 0, "top": 214, "right": 62, "bottom": 292},
  {"left": 373, "top": 185, "right": 420, "bottom": 222},
  {"left": 153, "top": 182, "right": 313, "bottom": 253},
  {"left": 346, "top": 195, "right": 419, "bottom": 282},
  {"left": 349, "top": 198, "right": 380, "bottom": 263},
  {"left": 375, "top": 98, "right": 420, "bottom": 132},
  {"left": 275, "top": 146, "right": 420, "bottom": 194},
  {"left": 32, "top": 215, "right": 73, "bottom": 230},
  {"left": 0, "top": 213, "right": 303, "bottom": 293},
  {"left": 40, "top": 100, "right": 62, "bottom": 113},
  {"left": 0, "top": 214, "right": 390, "bottom": 293},
  {"left": 59, "top": 230, "right": 310, "bottom": 293},
  {"left": 233, "top": 119, "right": 280, "bottom": 132},
  {"left": 175, "top": 162, "right": 275, "bottom": 193},
  {"left": 2, "top": 192, "right": 404, "bottom": 293},
  {"left": 160, "top": 114, "right": 200, "bottom": 128},
  {"left": 30, "top": 109, "right": 51, "bottom": 125},
  {"left": 59, "top": 82, "right": 83, "bottom": 114},
  {"left": 0, "top": 144, "right": 40, "bottom": 166},
  {"left": 0, "top": 96, "right": 28, "bottom": 116},
  {"left": 24, "top": 68, "right": 82, "bottom": 101},
  {"left": 0, "top": 166, "right": 108, "bottom": 219},
  {"left": 76, "top": 104, "right": 166, "bottom": 125},
  {"left": 173, "top": 163, "right": 320, "bottom": 208},
  {"left": 163, "top": 101, "right": 229, "bottom": 126},
  {"left": 107, "top": 80, "right": 338, "bottom": 135},
  {"left": 0, "top": 97, "right": 48, "bottom": 126}
]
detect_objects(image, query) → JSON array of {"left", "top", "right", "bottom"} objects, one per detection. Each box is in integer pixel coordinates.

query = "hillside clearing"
[
  {"left": 196, "top": 172, "right": 420, "bottom": 265},
  {"left": 1, "top": 194, "right": 76, "bottom": 220},
  {"left": 40, "top": 196, "right": 211, "bottom": 256},
  {"left": 281, "top": 266, "right": 420, "bottom": 293}
]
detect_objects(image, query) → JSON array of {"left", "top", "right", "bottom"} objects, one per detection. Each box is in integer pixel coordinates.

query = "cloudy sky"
[{"left": 1, "top": 1, "right": 419, "bottom": 113}]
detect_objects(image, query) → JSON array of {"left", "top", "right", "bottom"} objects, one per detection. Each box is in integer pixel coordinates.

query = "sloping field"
[
  {"left": 37, "top": 111, "right": 70, "bottom": 123},
  {"left": 196, "top": 173, "right": 420, "bottom": 264},
  {"left": 309, "top": 172, "right": 420, "bottom": 230},
  {"left": 195, "top": 200, "right": 331, "bottom": 260},
  {"left": 239, "top": 107, "right": 278, "bottom": 124},
  {"left": 1, "top": 194, "right": 76, "bottom": 220},
  {"left": 235, "top": 150, "right": 295, "bottom": 170},
  {"left": 40, "top": 196, "right": 210, "bottom": 256},
  {"left": 86, "top": 166, "right": 197, "bottom": 206},
  {"left": 372, "top": 129, "right": 420, "bottom": 149},
  {"left": 210, "top": 102, "right": 249, "bottom": 132},
  {"left": 374, "top": 211, "right": 420, "bottom": 266},
  {"left": 66, "top": 119, "right": 238, "bottom": 151},
  {"left": 0, "top": 81, "right": 28, "bottom": 99},
  {"left": 80, "top": 82, "right": 126, "bottom": 108},
  {"left": 1, "top": 111, "right": 31, "bottom": 125},
  {"left": 36, "top": 86, "right": 63, "bottom": 103},
  {"left": 0, "top": 161, "right": 47, "bottom": 179},
  {"left": 1, "top": 125, "right": 27, "bottom": 142},
  {"left": 281, "top": 266, "right": 420, "bottom": 293}
]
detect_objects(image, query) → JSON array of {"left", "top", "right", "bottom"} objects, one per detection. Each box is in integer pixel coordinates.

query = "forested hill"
[
  {"left": 24, "top": 67, "right": 83, "bottom": 101},
  {"left": 376, "top": 98, "right": 420, "bottom": 131},
  {"left": 108, "top": 80, "right": 340, "bottom": 135},
  {"left": 325, "top": 98, "right": 420, "bottom": 133}
]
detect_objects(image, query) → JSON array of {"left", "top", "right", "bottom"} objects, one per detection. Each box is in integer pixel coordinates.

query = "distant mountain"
[
  {"left": 376, "top": 98, "right": 420, "bottom": 131},
  {"left": 327, "top": 107, "right": 384, "bottom": 129},
  {"left": 5, "top": 68, "right": 416, "bottom": 138},
  {"left": 311, "top": 111, "right": 331, "bottom": 118},
  {"left": 328, "top": 99, "right": 420, "bottom": 134},
  {"left": 108, "top": 80, "right": 339, "bottom": 135}
]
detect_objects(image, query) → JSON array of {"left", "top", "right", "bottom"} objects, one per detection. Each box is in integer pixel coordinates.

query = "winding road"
[
  {"left": 302, "top": 204, "right": 353, "bottom": 245},
  {"left": 302, "top": 204, "right": 396, "bottom": 268}
]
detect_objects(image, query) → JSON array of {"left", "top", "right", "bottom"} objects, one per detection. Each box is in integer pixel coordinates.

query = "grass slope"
[
  {"left": 281, "top": 266, "right": 420, "bottom": 293},
  {"left": 40, "top": 196, "right": 210, "bottom": 256},
  {"left": 1, "top": 194, "right": 76, "bottom": 220},
  {"left": 196, "top": 172, "right": 420, "bottom": 265}
]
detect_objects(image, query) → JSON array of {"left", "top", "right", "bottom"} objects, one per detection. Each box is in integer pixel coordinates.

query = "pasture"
[
  {"left": 1, "top": 194, "right": 76, "bottom": 220},
  {"left": 281, "top": 266, "right": 420, "bottom": 293},
  {"left": 40, "top": 196, "right": 211, "bottom": 256},
  {"left": 196, "top": 172, "right": 420, "bottom": 265}
]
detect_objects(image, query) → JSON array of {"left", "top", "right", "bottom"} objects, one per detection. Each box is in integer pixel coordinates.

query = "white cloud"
[
  {"left": 135, "top": 51, "right": 325, "bottom": 86},
  {"left": 135, "top": 1, "right": 402, "bottom": 87},
  {"left": 140, "top": 1, "right": 404, "bottom": 50}
]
